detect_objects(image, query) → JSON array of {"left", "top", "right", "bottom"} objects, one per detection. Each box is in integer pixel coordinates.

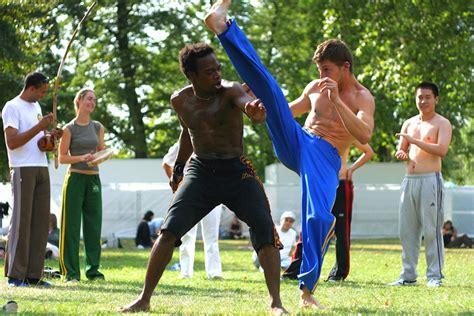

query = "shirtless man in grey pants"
[{"left": 390, "top": 81, "right": 452, "bottom": 288}]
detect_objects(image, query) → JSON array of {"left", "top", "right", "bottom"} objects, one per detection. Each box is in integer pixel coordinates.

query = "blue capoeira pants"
[{"left": 218, "top": 19, "right": 341, "bottom": 292}]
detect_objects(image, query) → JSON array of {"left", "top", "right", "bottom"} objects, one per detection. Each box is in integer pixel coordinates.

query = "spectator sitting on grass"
[
  {"left": 442, "top": 220, "right": 473, "bottom": 248},
  {"left": 253, "top": 211, "right": 297, "bottom": 270},
  {"left": 228, "top": 215, "right": 243, "bottom": 240},
  {"left": 135, "top": 211, "right": 154, "bottom": 249}
]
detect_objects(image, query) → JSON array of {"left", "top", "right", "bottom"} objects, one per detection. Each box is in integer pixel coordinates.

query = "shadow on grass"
[
  {"left": 329, "top": 306, "right": 474, "bottom": 315},
  {"left": 317, "top": 278, "right": 474, "bottom": 291},
  {"left": 320, "top": 279, "right": 392, "bottom": 289},
  {"left": 349, "top": 247, "right": 402, "bottom": 254},
  {"left": 0, "top": 280, "right": 255, "bottom": 313},
  {"left": 101, "top": 251, "right": 258, "bottom": 273},
  {"left": 351, "top": 238, "right": 400, "bottom": 245},
  {"left": 329, "top": 307, "right": 386, "bottom": 314},
  {"left": 38, "top": 280, "right": 254, "bottom": 297}
]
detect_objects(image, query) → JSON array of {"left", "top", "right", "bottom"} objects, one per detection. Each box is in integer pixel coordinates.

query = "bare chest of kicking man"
[
  {"left": 304, "top": 84, "right": 361, "bottom": 155},
  {"left": 405, "top": 116, "right": 442, "bottom": 174},
  {"left": 173, "top": 86, "right": 244, "bottom": 159}
]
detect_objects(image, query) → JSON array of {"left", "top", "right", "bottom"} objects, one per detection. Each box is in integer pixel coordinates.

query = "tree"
[
  {"left": 319, "top": 0, "right": 473, "bottom": 182},
  {"left": 0, "top": 2, "right": 58, "bottom": 182},
  {"left": 57, "top": 0, "right": 231, "bottom": 158},
  {"left": 237, "top": 0, "right": 473, "bottom": 182},
  {"left": 1, "top": 1, "right": 472, "bottom": 184}
]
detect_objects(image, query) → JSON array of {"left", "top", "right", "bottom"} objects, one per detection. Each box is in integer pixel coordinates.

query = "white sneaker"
[
  {"left": 66, "top": 279, "right": 79, "bottom": 285},
  {"left": 388, "top": 279, "right": 417, "bottom": 286},
  {"left": 427, "top": 279, "right": 442, "bottom": 287}
]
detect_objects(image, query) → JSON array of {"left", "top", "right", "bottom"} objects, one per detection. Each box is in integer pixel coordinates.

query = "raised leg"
[
  {"left": 205, "top": 0, "right": 302, "bottom": 172},
  {"left": 204, "top": 0, "right": 231, "bottom": 35}
]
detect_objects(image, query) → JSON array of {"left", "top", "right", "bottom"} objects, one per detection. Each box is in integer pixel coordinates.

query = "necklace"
[{"left": 194, "top": 92, "right": 215, "bottom": 101}]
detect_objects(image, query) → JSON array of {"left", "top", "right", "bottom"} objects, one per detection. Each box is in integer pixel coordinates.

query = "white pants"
[{"left": 179, "top": 205, "right": 222, "bottom": 278}]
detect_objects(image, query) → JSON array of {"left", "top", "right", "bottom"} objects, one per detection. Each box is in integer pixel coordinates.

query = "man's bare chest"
[
  {"left": 309, "top": 93, "right": 358, "bottom": 117},
  {"left": 179, "top": 100, "right": 240, "bottom": 130},
  {"left": 408, "top": 121, "right": 439, "bottom": 143}
]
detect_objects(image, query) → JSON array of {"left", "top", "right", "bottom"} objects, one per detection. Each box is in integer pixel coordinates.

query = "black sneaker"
[
  {"left": 326, "top": 276, "right": 344, "bottom": 282},
  {"left": 87, "top": 274, "right": 105, "bottom": 281},
  {"left": 26, "top": 278, "right": 52, "bottom": 287},
  {"left": 7, "top": 278, "right": 28, "bottom": 288}
]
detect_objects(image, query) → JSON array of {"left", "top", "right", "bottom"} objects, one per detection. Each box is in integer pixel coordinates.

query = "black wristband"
[{"left": 173, "top": 161, "right": 185, "bottom": 176}]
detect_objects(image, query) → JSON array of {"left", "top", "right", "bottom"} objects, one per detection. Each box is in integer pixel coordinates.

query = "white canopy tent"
[{"left": 1, "top": 159, "right": 473, "bottom": 240}]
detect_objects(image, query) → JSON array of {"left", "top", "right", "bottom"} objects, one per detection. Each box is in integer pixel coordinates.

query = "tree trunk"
[{"left": 116, "top": 0, "right": 148, "bottom": 158}]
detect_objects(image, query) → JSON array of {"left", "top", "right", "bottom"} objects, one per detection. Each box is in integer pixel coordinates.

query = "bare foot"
[
  {"left": 271, "top": 306, "right": 289, "bottom": 315},
  {"left": 204, "top": 0, "right": 231, "bottom": 34},
  {"left": 299, "top": 292, "right": 326, "bottom": 310},
  {"left": 117, "top": 298, "right": 150, "bottom": 313}
]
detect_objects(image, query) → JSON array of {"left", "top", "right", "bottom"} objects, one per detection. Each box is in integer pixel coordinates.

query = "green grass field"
[{"left": 1, "top": 239, "right": 473, "bottom": 315}]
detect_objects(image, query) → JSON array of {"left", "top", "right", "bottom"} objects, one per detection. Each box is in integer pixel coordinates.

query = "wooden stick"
[{"left": 52, "top": 2, "right": 97, "bottom": 169}]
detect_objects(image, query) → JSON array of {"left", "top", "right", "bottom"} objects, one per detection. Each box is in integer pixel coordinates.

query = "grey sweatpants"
[
  {"left": 4, "top": 167, "right": 50, "bottom": 280},
  {"left": 398, "top": 172, "right": 444, "bottom": 281}
]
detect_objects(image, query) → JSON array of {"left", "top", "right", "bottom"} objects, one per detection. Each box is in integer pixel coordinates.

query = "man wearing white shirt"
[
  {"left": 2, "top": 72, "right": 56, "bottom": 287},
  {"left": 277, "top": 211, "right": 297, "bottom": 269},
  {"left": 253, "top": 211, "right": 297, "bottom": 270},
  {"left": 162, "top": 142, "right": 223, "bottom": 279}
]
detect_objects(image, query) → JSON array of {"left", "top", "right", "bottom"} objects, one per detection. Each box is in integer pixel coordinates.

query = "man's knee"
[
  {"left": 158, "top": 230, "right": 178, "bottom": 247},
  {"left": 422, "top": 228, "right": 438, "bottom": 243},
  {"left": 258, "top": 244, "right": 279, "bottom": 257}
]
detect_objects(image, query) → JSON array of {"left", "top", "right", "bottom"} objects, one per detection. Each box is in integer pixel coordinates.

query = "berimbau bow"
[{"left": 52, "top": 2, "right": 97, "bottom": 169}]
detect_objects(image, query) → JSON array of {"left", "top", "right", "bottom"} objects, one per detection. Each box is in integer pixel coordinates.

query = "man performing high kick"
[{"left": 205, "top": 0, "right": 375, "bottom": 308}]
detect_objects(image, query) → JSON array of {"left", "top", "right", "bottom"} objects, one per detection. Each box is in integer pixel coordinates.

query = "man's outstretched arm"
[{"left": 396, "top": 118, "right": 452, "bottom": 157}]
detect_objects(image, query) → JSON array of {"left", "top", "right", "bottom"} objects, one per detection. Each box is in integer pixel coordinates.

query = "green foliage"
[
  {"left": 0, "top": 1, "right": 58, "bottom": 182},
  {"left": 0, "top": 239, "right": 472, "bottom": 314},
  {"left": 445, "top": 118, "right": 474, "bottom": 184},
  {"left": 0, "top": 1, "right": 472, "bottom": 183},
  {"left": 239, "top": 0, "right": 473, "bottom": 181}
]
